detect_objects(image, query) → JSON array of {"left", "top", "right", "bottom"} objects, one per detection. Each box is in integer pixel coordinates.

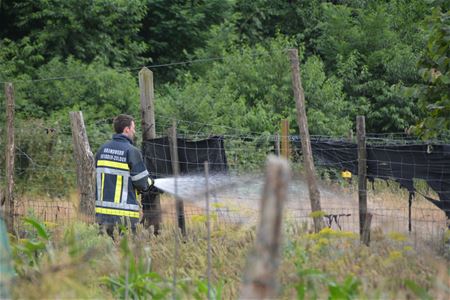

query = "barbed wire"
[{"left": 0, "top": 51, "right": 278, "bottom": 85}]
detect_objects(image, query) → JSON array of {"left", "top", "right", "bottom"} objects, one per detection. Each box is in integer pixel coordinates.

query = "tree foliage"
[
  {"left": 0, "top": 0, "right": 148, "bottom": 69},
  {"left": 139, "top": 0, "right": 232, "bottom": 81},
  {"left": 2, "top": 0, "right": 449, "bottom": 197},
  {"left": 413, "top": 3, "right": 450, "bottom": 138},
  {"left": 316, "top": 0, "right": 429, "bottom": 132},
  {"left": 0, "top": 0, "right": 447, "bottom": 139},
  {"left": 157, "top": 37, "right": 351, "bottom": 136},
  {"left": 13, "top": 57, "right": 139, "bottom": 120}
]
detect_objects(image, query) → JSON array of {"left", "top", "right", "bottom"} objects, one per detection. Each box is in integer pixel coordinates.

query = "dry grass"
[
  {"left": 7, "top": 184, "right": 449, "bottom": 298},
  {"left": 12, "top": 181, "right": 449, "bottom": 251},
  {"left": 14, "top": 191, "right": 79, "bottom": 224},
  {"left": 8, "top": 216, "right": 450, "bottom": 299}
]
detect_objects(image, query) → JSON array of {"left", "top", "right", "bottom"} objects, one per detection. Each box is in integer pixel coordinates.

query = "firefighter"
[{"left": 95, "top": 114, "right": 154, "bottom": 235}]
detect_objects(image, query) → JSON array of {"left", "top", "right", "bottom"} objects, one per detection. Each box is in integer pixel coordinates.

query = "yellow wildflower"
[{"left": 387, "top": 231, "right": 407, "bottom": 242}]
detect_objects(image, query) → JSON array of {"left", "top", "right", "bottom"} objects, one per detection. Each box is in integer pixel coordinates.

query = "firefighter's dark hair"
[{"left": 113, "top": 114, "right": 134, "bottom": 134}]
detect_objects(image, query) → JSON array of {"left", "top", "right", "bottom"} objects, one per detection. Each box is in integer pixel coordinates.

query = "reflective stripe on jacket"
[{"left": 95, "top": 134, "right": 150, "bottom": 225}]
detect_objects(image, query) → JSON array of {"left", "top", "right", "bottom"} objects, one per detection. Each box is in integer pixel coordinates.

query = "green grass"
[{"left": 7, "top": 216, "right": 450, "bottom": 299}]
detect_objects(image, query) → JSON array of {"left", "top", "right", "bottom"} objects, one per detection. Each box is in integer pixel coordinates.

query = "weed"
[
  {"left": 102, "top": 230, "right": 171, "bottom": 299},
  {"left": 10, "top": 217, "right": 53, "bottom": 275}
]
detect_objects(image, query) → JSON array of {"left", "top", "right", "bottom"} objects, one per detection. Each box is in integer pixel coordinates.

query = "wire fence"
[{"left": 1, "top": 113, "right": 449, "bottom": 254}]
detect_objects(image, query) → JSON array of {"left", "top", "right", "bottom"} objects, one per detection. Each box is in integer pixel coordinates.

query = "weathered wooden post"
[
  {"left": 204, "top": 161, "right": 212, "bottom": 300},
  {"left": 69, "top": 111, "right": 96, "bottom": 220},
  {"left": 139, "top": 67, "right": 156, "bottom": 139},
  {"left": 139, "top": 67, "right": 161, "bottom": 233},
  {"left": 239, "top": 155, "right": 290, "bottom": 299},
  {"left": 362, "top": 213, "right": 372, "bottom": 246},
  {"left": 288, "top": 48, "right": 324, "bottom": 232},
  {"left": 357, "top": 116, "right": 369, "bottom": 244},
  {"left": 281, "top": 119, "right": 289, "bottom": 160},
  {"left": 168, "top": 120, "right": 186, "bottom": 236},
  {"left": 0, "top": 126, "right": 4, "bottom": 207},
  {"left": 408, "top": 193, "right": 413, "bottom": 232},
  {"left": 4, "top": 83, "right": 15, "bottom": 232}
]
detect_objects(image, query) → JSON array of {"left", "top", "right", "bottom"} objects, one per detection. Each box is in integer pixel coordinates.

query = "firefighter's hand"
[
  {"left": 142, "top": 177, "right": 161, "bottom": 195},
  {"left": 147, "top": 177, "right": 154, "bottom": 188}
]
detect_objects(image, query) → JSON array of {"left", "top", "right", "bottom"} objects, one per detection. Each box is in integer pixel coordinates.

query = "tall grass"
[{"left": 8, "top": 214, "right": 449, "bottom": 299}]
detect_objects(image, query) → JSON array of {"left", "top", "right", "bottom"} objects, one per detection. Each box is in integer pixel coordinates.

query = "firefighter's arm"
[{"left": 128, "top": 147, "right": 154, "bottom": 193}]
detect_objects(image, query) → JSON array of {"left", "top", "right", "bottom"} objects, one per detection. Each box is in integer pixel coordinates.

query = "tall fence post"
[
  {"left": 357, "top": 116, "right": 369, "bottom": 244},
  {"left": 408, "top": 193, "right": 413, "bottom": 232},
  {"left": 139, "top": 67, "right": 161, "bottom": 233},
  {"left": 4, "top": 83, "right": 15, "bottom": 232},
  {"left": 288, "top": 48, "right": 324, "bottom": 232},
  {"left": 204, "top": 161, "right": 212, "bottom": 300},
  {"left": 362, "top": 212, "right": 372, "bottom": 246},
  {"left": 168, "top": 120, "right": 186, "bottom": 236},
  {"left": 0, "top": 125, "right": 4, "bottom": 208},
  {"left": 139, "top": 67, "right": 156, "bottom": 139},
  {"left": 239, "top": 155, "right": 290, "bottom": 300},
  {"left": 69, "top": 111, "right": 96, "bottom": 219},
  {"left": 280, "top": 119, "right": 289, "bottom": 160}
]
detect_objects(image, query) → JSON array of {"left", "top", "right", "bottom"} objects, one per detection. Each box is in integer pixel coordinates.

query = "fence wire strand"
[{"left": 1, "top": 117, "right": 449, "bottom": 252}]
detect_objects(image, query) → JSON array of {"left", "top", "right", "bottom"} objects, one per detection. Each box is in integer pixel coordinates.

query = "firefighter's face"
[{"left": 124, "top": 121, "right": 136, "bottom": 140}]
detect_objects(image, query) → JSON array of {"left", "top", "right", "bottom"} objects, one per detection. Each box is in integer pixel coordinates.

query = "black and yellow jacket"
[{"left": 95, "top": 134, "right": 151, "bottom": 226}]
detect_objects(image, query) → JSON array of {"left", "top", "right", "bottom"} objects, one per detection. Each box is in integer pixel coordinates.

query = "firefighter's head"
[{"left": 114, "top": 114, "right": 135, "bottom": 140}]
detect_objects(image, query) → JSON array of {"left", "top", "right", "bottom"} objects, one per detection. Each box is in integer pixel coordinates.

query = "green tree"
[
  {"left": 157, "top": 37, "right": 351, "bottom": 136},
  {"left": 139, "top": 0, "right": 232, "bottom": 81},
  {"left": 413, "top": 4, "right": 450, "bottom": 138},
  {"left": 0, "top": 0, "right": 148, "bottom": 69},
  {"left": 14, "top": 57, "right": 139, "bottom": 124},
  {"left": 317, "top": 1, "right": 429, "bottom": 132},
  {"left": 232, "top": 0, "right": 325, "bottom": 55}
]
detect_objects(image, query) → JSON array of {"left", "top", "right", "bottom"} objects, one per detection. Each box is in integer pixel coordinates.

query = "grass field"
[{"left": 5, "top": 180, "right": 450, "bottom": 299}]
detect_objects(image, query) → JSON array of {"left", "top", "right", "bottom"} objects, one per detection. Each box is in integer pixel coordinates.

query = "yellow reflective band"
[
  {"left": 95, "top": 207, "right": 139, "bottom": 218},
  {"left": 101, "top": 173, "right": 105, "bottom": 201},
  {"left": 114, "top": 175, "right": 122, "bottom": 203},
  {"left": 97, "top": 160, "right": 129, "bottom": 170}
]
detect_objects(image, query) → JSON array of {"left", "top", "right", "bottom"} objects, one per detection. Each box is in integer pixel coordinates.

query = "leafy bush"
[
  {"left": 158, "top": 37, "right": 352, "bottom": 136},
  {"left": 14, "top": 57, "right": 139, "bottom": 121}
]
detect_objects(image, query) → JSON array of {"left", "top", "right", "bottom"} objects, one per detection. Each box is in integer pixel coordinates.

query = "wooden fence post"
[
  {"left": 139, "top": 67, "right": 156, "bottom": 139},
  {"left": 288, "top": 48, "right": 324, "bottom": 232},
  {"left": 362, "top": 212, "right": 372, "bottom": 246},
  {"left": 139, "top": 67, "right": 162, "bottom": 233},
  {"left": 168, "top": 120, "right": 186, "bottom": 236},
  {"left": 204, "top": 161, "right": 212, "bottom": 299},
  {"left": 408, "top": 193, "right": 413, "bottom": 232},
  {"left": 69, "top": 111, "right": 95, "bottom": 219},
  {"left": 0, "top": 126, "right": 4, "bottom": 207},
  {"left": 4, "top": 83, "right": 15, "bottom": 232},
  {"left": 281, "top": 119, "right": 289, "bottom": 160},
  {"left": 357, "top": 116, "right": 368, "bottom": 242},
  {"left": 240, "top": 155, "right": 290, "bottom": 300}
]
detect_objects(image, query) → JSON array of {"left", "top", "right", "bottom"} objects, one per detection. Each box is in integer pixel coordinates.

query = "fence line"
[
  {"left": 2, "top": 79, "right": 449, "bottom": 253},
  {"left": 6, "top": 123, "right": 450, "bottom": 190},
  {"left": 0, "top": 51, "right": 275, "bottom": 85},
  {"left": 5, "top": 120, "right": 450, "bottom": 197}
]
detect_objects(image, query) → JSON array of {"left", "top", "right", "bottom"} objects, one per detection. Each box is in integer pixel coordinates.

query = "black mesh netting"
[
  {"left": 296, "top": 138, "right": 450, "bottom": 219},
  {"left": 142, "top": 136, "right": 228, "bottom": 178}
]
